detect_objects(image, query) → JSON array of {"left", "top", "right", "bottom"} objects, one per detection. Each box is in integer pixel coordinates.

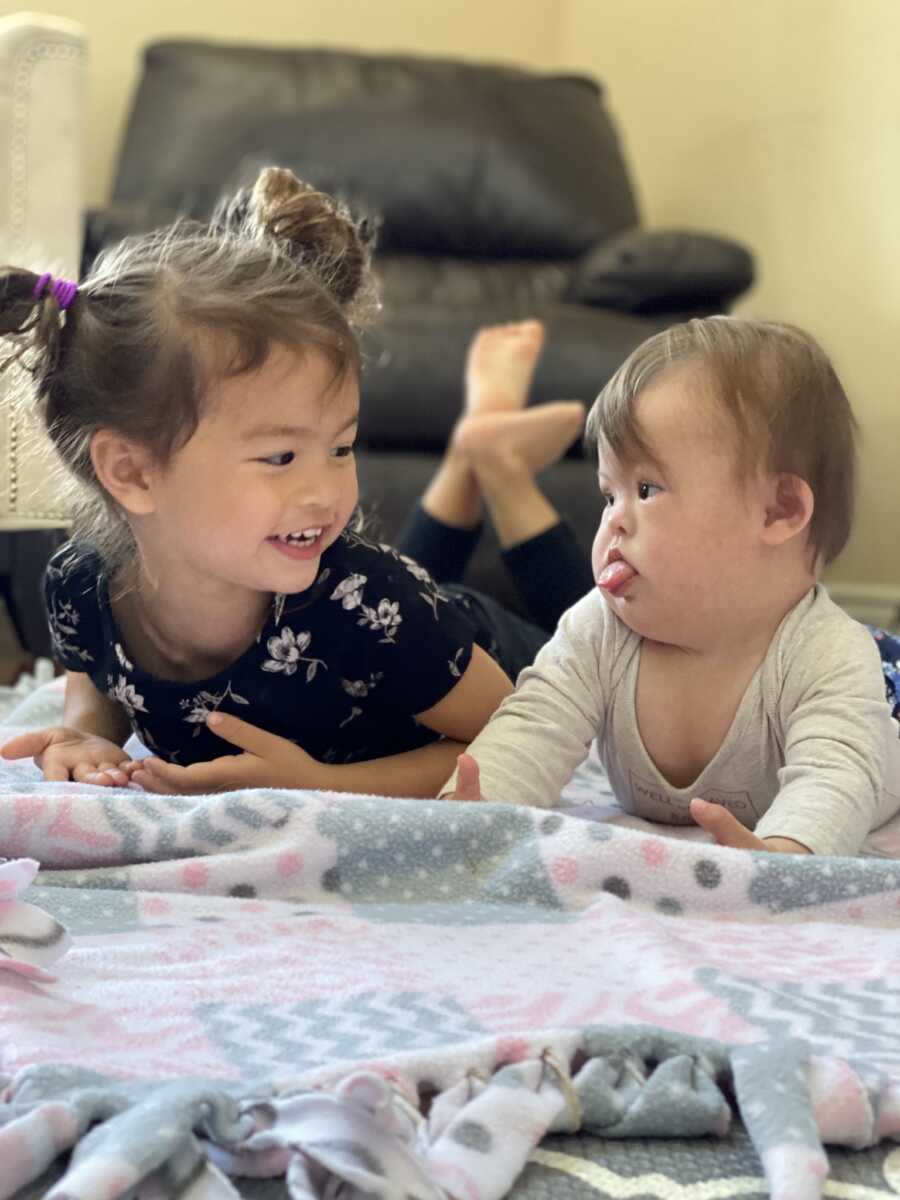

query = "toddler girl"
[{"left": 0, "top": 169, "right": 588, "bottom": 797}]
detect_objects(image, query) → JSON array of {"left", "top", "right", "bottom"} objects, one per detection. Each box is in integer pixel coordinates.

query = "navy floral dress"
[{"left": 44, "top": 531, "right": 500, "bottom": 766}]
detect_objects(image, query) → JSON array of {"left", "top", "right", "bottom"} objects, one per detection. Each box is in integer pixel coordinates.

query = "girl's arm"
[
  {"left": 132, "top": 646, "right": 514, "bottom": 798},
  {"left": 1, "top": 671, "right": 134, "bottom": 783},
  {"left": 62, "top": 671, "right": 133, "bottom": 743},
  {"left": 413, "top": 644, "right": 514, "bottom": 741},
  {"left": 317, "top": 644, "right": 514, "bottom": 797}
]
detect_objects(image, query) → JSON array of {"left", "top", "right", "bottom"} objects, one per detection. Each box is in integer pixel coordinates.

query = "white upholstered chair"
[{"left": 0, "top": 12, "right": 85, "bottom": 659}]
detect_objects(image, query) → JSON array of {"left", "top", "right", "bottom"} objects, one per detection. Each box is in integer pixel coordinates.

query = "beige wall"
[
  {"left": 561, "top": 0, "right": 900, "bottom": 588},
  {"left": 22, "top": 0, "right": 561, "bottom": 207},
  {"left": 21, "top": 0, "right": 898, "bottom": 586}
]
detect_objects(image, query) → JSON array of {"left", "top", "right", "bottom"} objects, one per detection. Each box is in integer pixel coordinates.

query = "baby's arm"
[
  {"left": 440, "top": 592, "right": 608, "bottom": 806},
  {"left": 690, "top": 798, "right": 811, "bottom": 854},
  {"left": 1, "top": 671, "right": 133, "bottom": 785},
  {"left": 753, "top": 619, "right": 900, "bottom": 856}
]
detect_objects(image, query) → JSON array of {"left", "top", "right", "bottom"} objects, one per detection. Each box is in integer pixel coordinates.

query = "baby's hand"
[
  {"left": 690, "top": 798, "right": 811, "bottom": 854},
  {"left": 1, "top": 727, "right": 133, "bottom": 786},
  {"left": 450, "top": 753, "right": 484, "bottom": 802}
]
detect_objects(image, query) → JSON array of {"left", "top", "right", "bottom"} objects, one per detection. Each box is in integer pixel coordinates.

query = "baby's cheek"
[{"left": 589, "top": 525, "right": 606, "bottom": 583}]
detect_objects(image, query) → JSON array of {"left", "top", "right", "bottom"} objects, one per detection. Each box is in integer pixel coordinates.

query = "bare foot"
[
  {"left": 453, "top": 401, "right": 586, "bottom": 477},
  {"left": 464, "top": 320, "right": 545, "bottom": 415}
]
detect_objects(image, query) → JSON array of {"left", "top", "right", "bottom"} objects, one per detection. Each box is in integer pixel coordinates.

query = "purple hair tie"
[{"left": 32, "top": 272, "right": 78, "bottom": 311}]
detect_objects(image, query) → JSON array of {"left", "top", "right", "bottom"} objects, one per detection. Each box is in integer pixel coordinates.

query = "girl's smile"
[
  {"left": 267, "top": 527, "right": 328, "bottom": 560},
  {"left": 128, "top": 345, "right": 361, "bottom": 651}
]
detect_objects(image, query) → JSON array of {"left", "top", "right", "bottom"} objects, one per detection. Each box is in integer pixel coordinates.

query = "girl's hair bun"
[{"left": 247, "top": 166, "right": 374, "bottom": 307}]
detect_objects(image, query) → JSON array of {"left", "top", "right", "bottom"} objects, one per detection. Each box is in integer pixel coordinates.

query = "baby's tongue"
[{"left": 597, "top": 560, "right": 637, "bottom": 592}]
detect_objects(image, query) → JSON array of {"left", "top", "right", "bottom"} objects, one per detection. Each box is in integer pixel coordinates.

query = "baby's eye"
[
  {"left": 599, "top": 490, "right": 613, "bottom": 510},
  {"left": 331, "top": 443, "right": 355, "bottom": 459},
  {"left": 260, "top": 451, "right": 295, "bottom": 467},
  {"left": 638, "top": 481, "right": 662, "bottom": 500}
]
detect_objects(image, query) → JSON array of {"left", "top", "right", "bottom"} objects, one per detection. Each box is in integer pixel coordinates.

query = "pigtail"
[{"left": 0, "top": 267, "right": 68, "bottom": 375}]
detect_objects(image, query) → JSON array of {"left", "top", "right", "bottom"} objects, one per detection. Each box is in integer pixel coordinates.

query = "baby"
[{"left": 443, "top": 316, "right": 900, "bottom": 856}]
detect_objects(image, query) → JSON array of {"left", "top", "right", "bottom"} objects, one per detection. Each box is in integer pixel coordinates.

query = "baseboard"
[{"left": 825, "top": 581, "right": 900, "bottom": 630}]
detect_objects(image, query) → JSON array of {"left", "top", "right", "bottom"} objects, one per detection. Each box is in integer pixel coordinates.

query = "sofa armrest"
[{"left": 567, "top": 228, "right": 755, "bottom": 314}]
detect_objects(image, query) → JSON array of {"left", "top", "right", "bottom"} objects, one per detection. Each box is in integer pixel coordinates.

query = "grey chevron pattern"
[
  {"left": 698, "top": 968, "right": 900, "bottom": 1073},
  {"left": 196, "top": 990, "right": 490, "bottom": 1076}
]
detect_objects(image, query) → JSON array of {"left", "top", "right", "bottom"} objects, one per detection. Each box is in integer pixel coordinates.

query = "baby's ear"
[
  {"left": 760, "top": 472, "right": 814, "bottom": 547},
  {"left": 89, "top": 430, "right": 158, "bottom": 516}
]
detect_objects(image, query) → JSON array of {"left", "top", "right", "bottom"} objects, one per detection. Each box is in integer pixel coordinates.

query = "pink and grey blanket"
[{"left": 1, "top": 679, "right": 900, "bottom": 1199}]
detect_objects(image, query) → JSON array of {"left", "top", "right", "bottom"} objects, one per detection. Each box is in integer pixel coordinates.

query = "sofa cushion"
[
  {"left": 359, "top": 301, "right": 683, "bottom": 453},
  {"left": 568, "top": 229, "right": 756, "bottom": 314},
  {"left": 112, "top": 42, "right": 639, "bottom": 258}
]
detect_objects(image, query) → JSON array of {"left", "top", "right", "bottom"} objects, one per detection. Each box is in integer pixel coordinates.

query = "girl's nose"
[{"left": 292, "top": 465, "right": 338, "bottom": 513}]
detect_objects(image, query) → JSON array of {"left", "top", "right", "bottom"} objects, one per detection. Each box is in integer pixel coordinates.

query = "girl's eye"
[
  {"left": 331, "top": 444, "right": 355, "bottom": 459},
  {"left": 638, "top": 481, "right": 662, "bottom": 500},
  {"left": 600, "top": 491, "right": 613, "bottom": 510},
  {"left": 261, "top": 451, "right": 294, "bottom": 467}
]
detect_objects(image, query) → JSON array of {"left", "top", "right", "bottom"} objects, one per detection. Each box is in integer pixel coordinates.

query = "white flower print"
[
  {"left": 448, "top": 647, "right": 464, "bottom": 678},
  {"left": 106, "top": 674, "right": 148, "bottom": 719},
  {"left": 47, "top": 594, "right": 93, "bottom": 665},
  {"left": 357, "top": 598, "right": 402, "bottom": 644},
  {"left": 331, "top": 573, "right": 367, "bottom": 611},
  {"left": 262, "top": 627, "right": 326, "bottom": 682},
  {"left": 417, "top": 586, "right": 450, "bottom": 621},
  {"left": 398, "top": 553, "right": 433, "bottom": 585},
  {"left": 138, "top": 724, "right": 182, "bottom": 763},
  {"left": 339, "top": 706, "right": 363, "bottom": 728},
  {"left": 332, "top": 569, "right": 402, "bottom": 645},
  {"left": 341, "top": 672, "right": 383, "bottom": 698},
  {"left": 180, "top": 681, "right": 249, "bottom": 735},
  {"left": 114, "top": 642, "right": 134, "bottom": 672},
  {"left": 390, "top": 550, "right": 448, "bottom": 621}
]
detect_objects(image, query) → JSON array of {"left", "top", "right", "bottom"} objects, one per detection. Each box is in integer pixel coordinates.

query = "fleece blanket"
[{"left": 1, "top": 677, "right": 900, "bottom": 1200}]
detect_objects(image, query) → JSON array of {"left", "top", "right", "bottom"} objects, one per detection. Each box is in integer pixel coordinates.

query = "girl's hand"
[
  {"left": 1, "top": 727, "right": 133, "bottom": 786},
  {"left": 450, "top": 752, "right": 484, "bottom": 802},
  {"left": 130, "top": 712, "right": 322, "bottom": 794},
  {"left": 690, "top": 797, "right": 811, "bottom": 854}
]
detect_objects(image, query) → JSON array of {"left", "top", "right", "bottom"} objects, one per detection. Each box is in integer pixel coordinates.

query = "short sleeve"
[
  {"left": 329, "top": 539, "right": 476, "bottom": 716},
  {"left": 43, "top": 543, "right": 105, "bottom": 673}
]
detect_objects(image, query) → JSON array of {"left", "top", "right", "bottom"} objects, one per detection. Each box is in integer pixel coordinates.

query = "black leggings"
[{"left": 395, "top": 505, "right": 594, "bottom": 680}]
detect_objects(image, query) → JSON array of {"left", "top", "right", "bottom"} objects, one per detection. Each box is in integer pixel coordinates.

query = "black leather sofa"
[{"left": 84, "top": 41, "right": 755, "bottom": 617}]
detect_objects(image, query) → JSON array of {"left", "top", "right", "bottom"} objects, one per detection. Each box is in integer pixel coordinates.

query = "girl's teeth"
[{"left": 276, "top": 528, "right": 322, "bottom": 545}]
